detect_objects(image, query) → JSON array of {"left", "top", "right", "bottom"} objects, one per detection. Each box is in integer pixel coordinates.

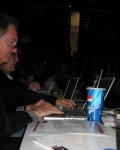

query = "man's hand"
[
  {"left": 28, "top": 82, "right": 41, "bottom": 92},
  {"left": 25, "top": 99, "right": 46, "bottom": 110},
  {"left": 56, "top": 98, "right": 76, "bottom": 109},
  {"left": 25, "top": 99, "right": 64, "bottom": 119}
]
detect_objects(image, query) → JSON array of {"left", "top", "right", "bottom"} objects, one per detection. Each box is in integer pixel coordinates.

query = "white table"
[{"left": 19, "top": 119, "right": 116, "bottom": 150}]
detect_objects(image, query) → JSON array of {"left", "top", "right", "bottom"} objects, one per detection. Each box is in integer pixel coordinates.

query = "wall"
[{"left": 70, "top": 11, "right": 80, "bottom": 55}]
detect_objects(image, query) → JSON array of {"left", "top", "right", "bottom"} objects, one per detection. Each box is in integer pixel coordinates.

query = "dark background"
[{"left": 0, "top": 0, "right": 120, "bottom": 77}]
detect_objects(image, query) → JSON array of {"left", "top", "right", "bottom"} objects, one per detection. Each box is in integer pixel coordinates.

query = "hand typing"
[
  {"left": 56, "top": 98, "right": 76, "bottom": 109},
  {"left": 26, "top": 99, "right": 64, "bottom": 118},
  {"left": 28, "top": 82, "right": 41, "bottom": 92}
]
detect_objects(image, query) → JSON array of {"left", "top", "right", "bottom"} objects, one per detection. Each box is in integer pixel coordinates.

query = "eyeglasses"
[{"left": 0, "top": 36, "right": 18, "bottom": 48}]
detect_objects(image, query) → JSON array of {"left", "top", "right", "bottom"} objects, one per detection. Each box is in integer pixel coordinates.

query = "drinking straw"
[
  {"left": 81, "top": 75, "right": 99, "bottom": 110},
  {"left": 93, "top": 75, "right": 98, "bottom": 88},
  {"left": 97, "top": 69, "right": 103, "bottom": 88}
]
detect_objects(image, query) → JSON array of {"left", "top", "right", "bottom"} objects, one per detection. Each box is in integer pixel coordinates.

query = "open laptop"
[
  {"left": 57, "top": 76, "right": 84, "bottom": 102},
  {"left": 44, "top": 76, "right": 115, "bottom": 120},
  {"left": 98, "top": 77, "right": 116, "bottom": 101},
  {"left": 63, "top": 77, "right": 79, "bottom": 99},
  {"left": 37, "top": 81, "right": 55, "bottom": 95}
]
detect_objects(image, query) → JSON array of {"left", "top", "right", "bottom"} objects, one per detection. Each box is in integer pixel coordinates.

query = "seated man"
[
  {"left": 0, "top": 52, "right": 76, "bottom": 139},
  {"left": 0, "top": 12, "right": 76, "bottom": 150}
]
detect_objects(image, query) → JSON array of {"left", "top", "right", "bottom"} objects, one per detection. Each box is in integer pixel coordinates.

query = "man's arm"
[{"left": 0, "top": 111, "right": 33, "bottom": 137}]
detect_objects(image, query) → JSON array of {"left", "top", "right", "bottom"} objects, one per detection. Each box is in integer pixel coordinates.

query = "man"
[
  {"left": 0, "top": 12, "right": 76, "bottom": 150},
  {"left": 0, "top": 51, "right": 76, "bottom": 109}
]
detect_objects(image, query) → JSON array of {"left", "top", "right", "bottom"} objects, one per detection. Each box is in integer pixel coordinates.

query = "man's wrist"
[
  {"left": 16, "top": 106, "right": 38, "bottom": 121},
  {"left": 25, "top": 110, "right": 38, "bottom": 121},
  {"left": 16, "top": 105, "right": 31, "bottom": 111}
]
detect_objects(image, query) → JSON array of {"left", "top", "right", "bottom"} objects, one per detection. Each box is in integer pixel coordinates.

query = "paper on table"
[
  {"left": 29, "top": 120, "right": 108, "bottom": 136},
  {"left": 32, "top": 135, "right": 66, "bottom": 150}
]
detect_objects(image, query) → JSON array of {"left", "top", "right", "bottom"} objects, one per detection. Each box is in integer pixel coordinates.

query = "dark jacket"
[
  {"left": 0, "top": 70, "right": 57, "bottom": 149},
  {"left": 0, "top": 70, "right": 57, "bottom": 108},
  {"left": 0, "top": 96, "right": 33, "bottom": 149}
]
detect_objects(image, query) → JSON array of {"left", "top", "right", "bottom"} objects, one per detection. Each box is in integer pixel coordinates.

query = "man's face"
[
  {"left": 4, "top": 52, "right": 19, "bottom": 74},
  {"left": 0, "top": 23, "right": 18, "bottom": 64}
]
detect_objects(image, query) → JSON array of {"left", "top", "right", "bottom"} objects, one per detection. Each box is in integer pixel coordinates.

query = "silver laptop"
[
  {"left": 37, "top": 81, "right": 55, "bottom": 95},
  {"left": 98, "top": 77, "right": 116, "bottom": 100},
  {"left": 44, "top": 108, "right": 87, "bottom": 120},
  {"left": 44, "top": 77, "right": 115, "bottom": 121},
  {"left": 63, "top": 77, "right": 79, "bottom": 99},
  {"left": 58, "top": 76, "right": 84, "bottom": 102}
]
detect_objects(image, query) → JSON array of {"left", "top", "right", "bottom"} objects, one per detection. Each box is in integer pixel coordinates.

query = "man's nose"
[{"left": 12, "top": 47, "right": 17, "bottom": 53}]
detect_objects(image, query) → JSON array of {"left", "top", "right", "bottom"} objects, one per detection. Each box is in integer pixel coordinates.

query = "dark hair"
[{"left": 0, "top": 12, "right": 19, "bottom": 37}]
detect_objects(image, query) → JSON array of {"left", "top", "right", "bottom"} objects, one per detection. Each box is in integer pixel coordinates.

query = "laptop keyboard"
[
  {"left": 64, "top": 109, "right": 87, "bottom": 117},
  {"left": 44, "top": 108, "right": 87, "bottom": 121}
]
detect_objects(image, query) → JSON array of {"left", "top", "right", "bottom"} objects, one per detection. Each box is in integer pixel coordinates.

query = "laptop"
[
  {"left": 44, "top": 77, "right": 115, "bottom": 121},
  {"left": 97, "top": 77, "right": 116, "bottom": 100},
  {"left": 44, "top": 107, "right": 87, "bottom": 120},
  {"left": 37, "top": 81, "right": 55, "bottom": 95},
  {"left": 57, "top": 76, "right": 84, "bottom": 102},
  {"left": 63, "top": 77, "right": 79, "bottom": 99}
]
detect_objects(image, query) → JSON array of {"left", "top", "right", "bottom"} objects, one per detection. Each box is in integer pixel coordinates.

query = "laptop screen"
[
  {"left": 63, "top": 77, "right": 79, "bottom": 99},
  {"left": 98, "top": 77, "right": 115, "bottom": 100}
]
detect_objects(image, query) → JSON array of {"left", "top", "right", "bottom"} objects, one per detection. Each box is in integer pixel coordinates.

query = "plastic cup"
[{"left": 86, "top": 87, "right": 106, "bottom": 122}]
